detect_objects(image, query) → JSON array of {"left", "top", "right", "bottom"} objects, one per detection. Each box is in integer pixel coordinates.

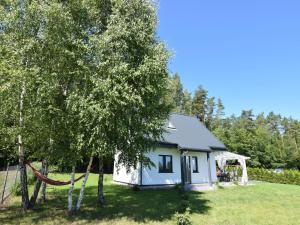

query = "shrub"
[
  {"left": 178, "top": 199, "right": 189, "bottom": 213},
  {"left": 27, "top": 162, "right": 42, "bottom": 185},
  {"left": 27, "top": 171, "right": 36, "bottom": 185},
  {"left": 132, "top": 184, "right": 141, "bottom": 192},
  {"left": 174, "top": 183, "right": 182, "bottom": 190},
  {"left": 175, "top": 208, "right": 192, "bottom": 225},
  {"left": 181, "top": 193, "right": 189, "bottom": 201},
  {"left": 248, "top": 168, "right": 300, "bottom": 185},
  {"left": 11, "top": 182, "right": 21, "bottom": 196}
]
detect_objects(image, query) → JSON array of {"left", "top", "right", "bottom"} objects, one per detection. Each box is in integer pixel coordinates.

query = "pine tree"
[
  {"left": 167, "top": 73, "right": 184, "bottom": 113},
  {"left": 182, "top": 90, "right": 193, "bottom": 115},
  {"left": 205, "top": 97, "right": 215, "bottom": 130},
  {"left": 192, "top": 86, "right": 208, "bottom": 122}
]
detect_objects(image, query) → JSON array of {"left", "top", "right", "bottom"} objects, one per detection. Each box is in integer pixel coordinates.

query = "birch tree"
[
  {"left": 75, "top": 155, "right": 93, "bottom": 211},
  {"left": 1, "top": 0, "right": 170, "bottom": 211},
  {"left": 0, "top": 1, "right": 43, "bottom": 210}
]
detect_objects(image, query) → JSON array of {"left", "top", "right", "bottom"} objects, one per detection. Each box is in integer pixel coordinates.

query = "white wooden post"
[{"left": 241, "top": 158, "right": 248, "bottom": 185}]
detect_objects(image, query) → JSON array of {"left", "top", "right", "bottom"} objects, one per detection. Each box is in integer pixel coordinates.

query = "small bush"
[
  {"left": 178, "top": 199, "right": 189, "bottom": 213},
  {"left": 27, "top": 173, "right": 36, "bottom": 185},
  {"left": 174, "top": 183, "right": 182, "bottom": 190},
  {"left": 181, "top": 193, "right": 189, "bottom": 201},
  {"left": 11, "top": 182, "right": 21, "bottom": 196},
  {"left": 178, "top": 187, "right": 186, "bottom": 195},
  {"left": 27, "top": 162, "right": 42, "bottom": 185},
  {"left": 175, "top": 208, "right": 192, "bottom": 225},
  {"left": 132, "top": 185, "right": 140, "bottom": 192}
]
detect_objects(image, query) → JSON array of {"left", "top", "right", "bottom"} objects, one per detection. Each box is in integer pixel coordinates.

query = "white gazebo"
[{"left": 215, "top": 152, "right": 250, "bottom": 185}]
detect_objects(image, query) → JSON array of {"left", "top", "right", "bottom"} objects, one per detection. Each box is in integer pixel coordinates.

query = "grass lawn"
[{"left": 1, "top": 174, "right": 300, "bottom": 225}]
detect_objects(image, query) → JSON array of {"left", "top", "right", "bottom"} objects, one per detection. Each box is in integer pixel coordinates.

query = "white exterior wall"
[
  {"left": 142, "top": 147, "right": 181, "bottom": 185},
  {"left": 113, "top": 147, "right": 220, "bottom": 186},
  {"left": 187, "top": 152, "right": 210, "bottom": 184},
  {"left": 113, "top": 153, "right": 140, "bottom": 185}
]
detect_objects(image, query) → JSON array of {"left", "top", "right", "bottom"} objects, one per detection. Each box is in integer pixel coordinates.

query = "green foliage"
[
  {"left": 132, "top": 185, "right": 141, "bottom": 192},
  {"left": 166, "top": 74, "right": 192, "bottom": 115},
  {"left": 0, "top": 0, "right": 170, "bottom": 172},
  {"left": 182, "top": 90, "right": 193, "bottom": 115},
  {"left": 248, "top": 168, "right": 300, "bottom": 185},
  {"left": 166, "top": 73, "right": 300, "bottom": 170},
  {"left": 178, "top": 189, "right": 190, "bottom": 213},
  {"left": 174, "top": 183, "right": 182, "bottom": 190},
  {"left": 181, "top": 193, "right": 189, "bottom": 201},
  {"left": 192, "top": 86, "right": 208, "bottom": 122},
  {"left": 11, "top": 182, "right": 21, "bottom": 196},
  {"left": 27, "top": 162, "right": 41, "bottom": 185},
  {"left": 174, "top": 182, "right": 191, "bottom": 217},
  {"left": 179, "top": 199, "right": 189, "bottom": 211},
  {"left": 214, "top": 111, "right": 300, "bottom": 170},
  {"left": 205, "top": 97, "right": 215, "bottom": 129},
  {"left": 175, "top": 208, "right": 192, "bottom": 225}
]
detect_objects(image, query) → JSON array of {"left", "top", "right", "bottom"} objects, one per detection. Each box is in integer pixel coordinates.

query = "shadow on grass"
[{"left": 1, "top": 182, "right": 211, "bottom": 224}]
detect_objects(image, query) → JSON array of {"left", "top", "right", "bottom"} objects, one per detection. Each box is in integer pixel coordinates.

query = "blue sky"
[{"left": 157, "top": 0, "right": 300, "bottom": 119}]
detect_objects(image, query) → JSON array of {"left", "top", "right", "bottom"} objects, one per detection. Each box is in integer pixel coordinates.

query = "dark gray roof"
[{"left": 160, "top": 113, "right": 227, "bottom": 152}]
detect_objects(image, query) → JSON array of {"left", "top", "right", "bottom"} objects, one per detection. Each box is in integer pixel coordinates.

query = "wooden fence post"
[{"left": 1, "top": 163, "right": 10, "bottom": 204}]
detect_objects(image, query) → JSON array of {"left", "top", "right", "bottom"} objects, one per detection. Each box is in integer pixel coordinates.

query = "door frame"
[{"left": 184, "top": 155, "right": 192, "bottom": 184}]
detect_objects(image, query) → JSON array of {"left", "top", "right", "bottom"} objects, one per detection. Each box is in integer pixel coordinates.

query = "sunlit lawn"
[{"left": 1, "top": 174, "right": 300, "bottom": 225}]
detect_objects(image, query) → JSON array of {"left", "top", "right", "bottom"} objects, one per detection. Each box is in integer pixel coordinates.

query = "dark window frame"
[
  {"left": 158, "top": 155, "right": 173, "bottom": 173},
  {"left": 192, "top": 156, "right": 199, "bottom": 173}
]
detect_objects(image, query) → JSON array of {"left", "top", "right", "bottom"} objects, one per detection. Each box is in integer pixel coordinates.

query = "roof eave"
[
  {"left": 179, "top": 147, "right": 212, "bottom": 153},
  {"left": 210, "top": 146, "right": 228, "bottom": 151}
]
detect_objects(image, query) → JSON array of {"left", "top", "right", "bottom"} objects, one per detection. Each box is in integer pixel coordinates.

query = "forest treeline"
[{"left": 167, "top": 74, "right": 300, "bottom": 170}]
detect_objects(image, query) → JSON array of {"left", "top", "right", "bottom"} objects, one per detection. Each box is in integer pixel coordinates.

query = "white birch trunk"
[
  {"left": 68, "top": 166, "right": 76, "bottom": 213},
  {"left": 75, "top": 155, "right": 93, "bottom": 211},
  {"left": 18, "top": 82, "right": 29, "bottom": 210},
  {"left": 97, "top": 156, "right": 105, "bottom": 206},
  {"left": 39, "top": 160, "right": 48, "bottom": 203}
]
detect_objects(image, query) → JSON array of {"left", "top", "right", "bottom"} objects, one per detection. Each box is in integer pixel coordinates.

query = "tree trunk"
[
  {"left": 19, "top": 83, "right": 29, "bottom": 210},
  {"left": 28, "top": 168, "right": 44, "bottom": 209},
  {"left": 39, "top": 161, "right": 48, "bottom": 203},
  {"left": 68, "top": 166, "right": 76, "bottom": 214},
  {"left": 75, "top": 155, "right": 93, "bottom": 211},
  {"left": 97, "top": 156, "right": 105, "bottom": 206}
]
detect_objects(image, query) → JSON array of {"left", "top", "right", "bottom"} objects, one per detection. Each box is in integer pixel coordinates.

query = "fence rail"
[{"left": 0, "top": 164, "right": 19, "bottom": 204}]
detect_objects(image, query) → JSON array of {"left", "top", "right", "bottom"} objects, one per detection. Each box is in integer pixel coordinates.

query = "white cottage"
[{"left": 113, "top": 113, "right": 248, "bottom": 188}]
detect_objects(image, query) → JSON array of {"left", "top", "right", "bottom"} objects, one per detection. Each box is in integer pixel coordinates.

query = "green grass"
[
  {"left": 0, "top": 172, "right": 3, "bottom": 186},
  {"left": 1, "top": 174, "right": 300, "bottom": 225}
]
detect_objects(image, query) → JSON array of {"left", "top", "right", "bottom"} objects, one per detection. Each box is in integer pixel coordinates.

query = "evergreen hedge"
[{"left": 248, "top": 168, "right": 300, "bottom": 185}]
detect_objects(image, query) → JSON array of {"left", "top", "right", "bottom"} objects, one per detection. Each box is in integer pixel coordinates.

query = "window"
[
  {"left": 159, "top": 155, "right": 173, "bottom": 173},
  {"left": 167, "top": 121, "right": 176, "bottom": 130},
  {"left": 192, "top": 156, "right": 198, "bottom": 173}
]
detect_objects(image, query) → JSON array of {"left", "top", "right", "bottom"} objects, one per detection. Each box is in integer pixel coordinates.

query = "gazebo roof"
[{"left": 215, "top": 151, "right": 250, "bottom": 161}]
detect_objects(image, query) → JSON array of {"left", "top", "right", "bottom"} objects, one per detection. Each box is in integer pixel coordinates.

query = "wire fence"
[{"left": 0, "top": 164, "right": 19, "bottom": 204}]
